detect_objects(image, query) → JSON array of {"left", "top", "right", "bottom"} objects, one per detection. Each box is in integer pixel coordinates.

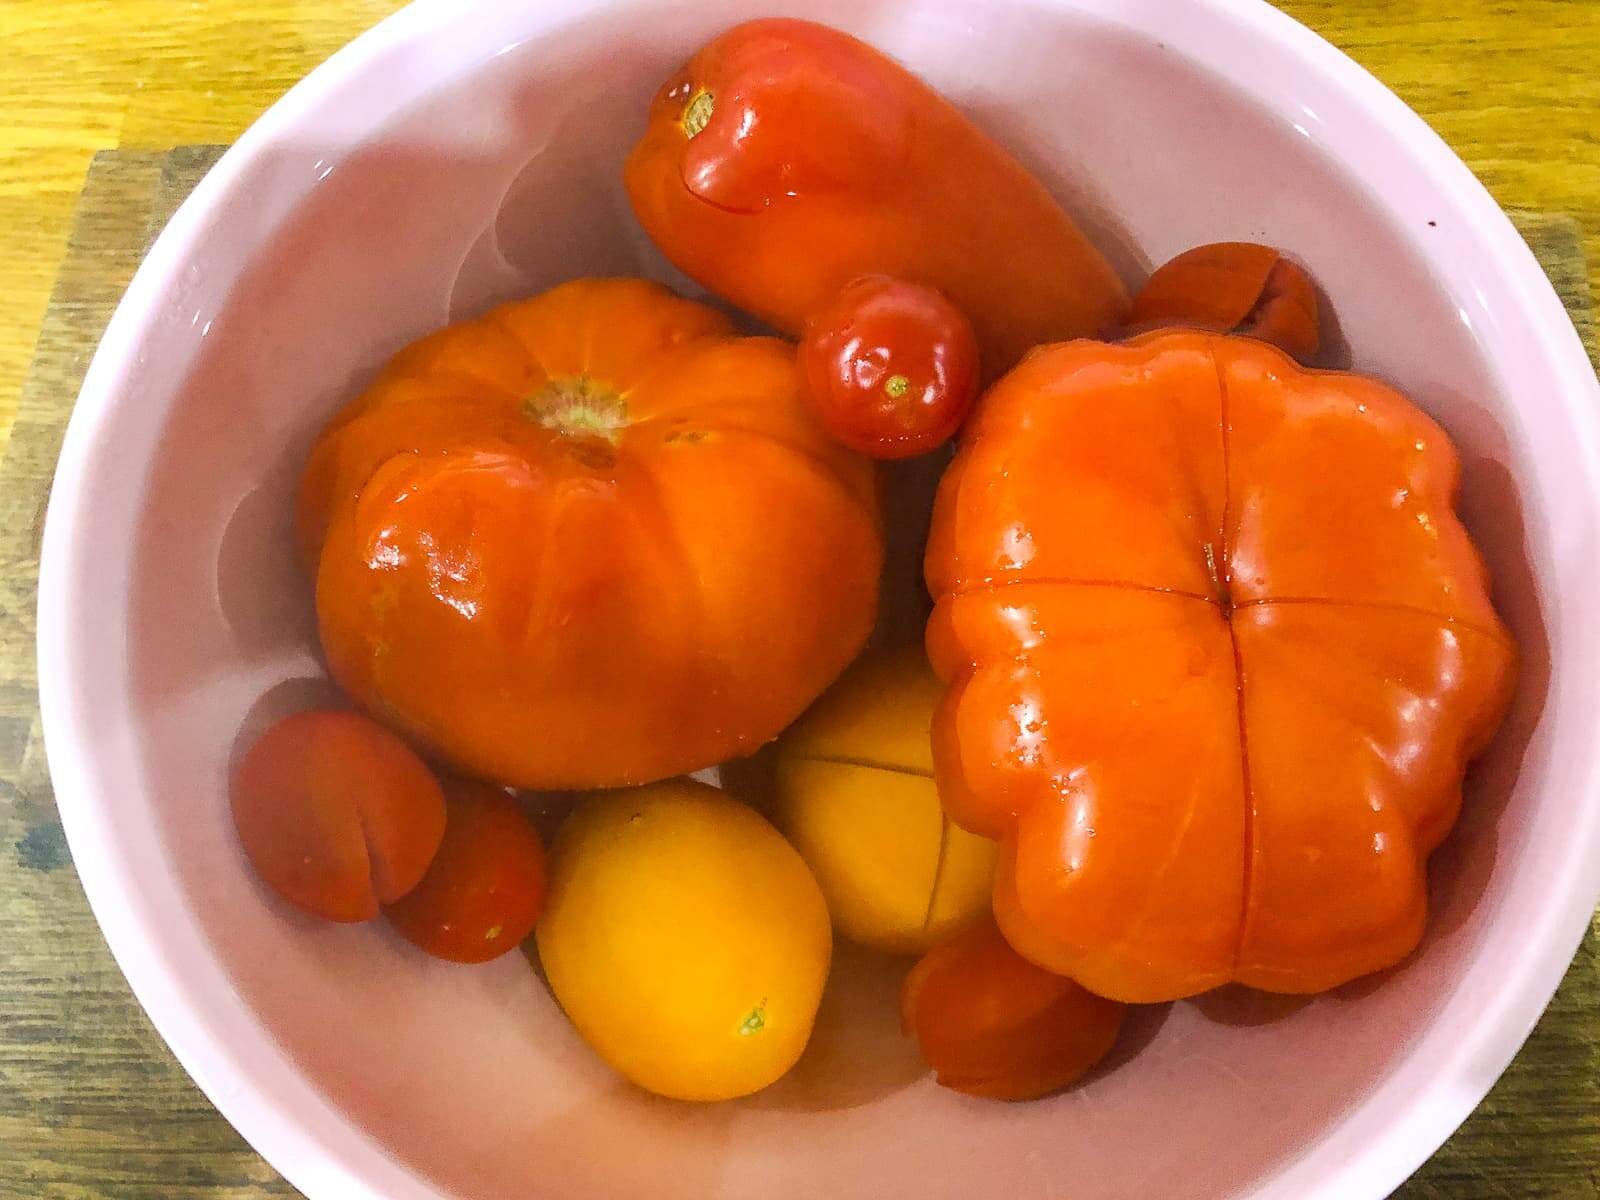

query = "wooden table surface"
[{"left": 1, "top": 2, "right": 1596, "bottom": 1198}]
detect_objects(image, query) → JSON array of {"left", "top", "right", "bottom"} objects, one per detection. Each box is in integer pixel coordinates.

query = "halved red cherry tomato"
[
  {"left": 386, "top": 782, "right": 547, "bottom": 964},
  {"left": 800, "top": 275, "right": 980, "bottom": 460},
  {"left": 1125, "top": 242, "right": 1320, "bottom": 362},
  {"left": 231, "top": 709, "right": 446, "bottom": 923},
  {"left": 901, "top": 916, "right": 1126, "bottom": 1100}
]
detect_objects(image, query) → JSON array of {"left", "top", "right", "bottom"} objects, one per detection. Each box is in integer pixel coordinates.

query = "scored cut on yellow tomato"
[
  {"left": 535, "top": 780, "right": 831, "bottom": 1102},
  {"left": 773, "top": 645, "right": 996, "bottom": 955}
]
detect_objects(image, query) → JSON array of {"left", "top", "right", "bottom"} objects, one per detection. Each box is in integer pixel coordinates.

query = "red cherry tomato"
[
  {"left": 800, "top": 275, "right": 980, "bottom": 459},
  {"left": 1124, "top": 242, "right": 1320, "bottom": 362},
  {"left": 231, "top": 710, "right": 446, "bottom": 923},
  {"left": 385, "top": 782, "right": 547, "bottom": 963}
]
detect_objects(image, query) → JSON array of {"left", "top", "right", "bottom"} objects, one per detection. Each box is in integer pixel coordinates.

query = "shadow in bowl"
[
  {"left": 1190, "top": 986, "right": 1314, "bottom": 1029},
  {"left": 754, "top": 940, "right": 928, "bottom": 1114},
  {"left": 226, "top": 675, "right": 349, "bottom": 781}
]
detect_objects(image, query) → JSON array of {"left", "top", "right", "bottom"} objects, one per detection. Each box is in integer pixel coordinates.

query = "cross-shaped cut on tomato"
[{"left": 926, "top": 330, "right": 1516, "bottom": 1002}]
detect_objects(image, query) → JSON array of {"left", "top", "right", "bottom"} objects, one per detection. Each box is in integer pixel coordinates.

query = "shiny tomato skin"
[
  {"left": 1124, "top": 242, "right": 1320, "bottom": 362},
  {"left": 231, "top": 709, "right": 446, "bottom": 923},
  {"left": 300, "top": 279, "right": 882, "bottom": 791},
  {"left": 901, "top": 916, "right": 1126, "bottom": 1100},
  {"left": 624, "top": 19, "right": 1130, "bottom": 375},
  {"left": 386, "top": 782, "right": 547, "bottom": 964},
  {"left": 924, "top": 329, "right": 1516, "bottom": 1001},
  {"left": 801, "top": 275, "right": 979, "bottom": 460}
]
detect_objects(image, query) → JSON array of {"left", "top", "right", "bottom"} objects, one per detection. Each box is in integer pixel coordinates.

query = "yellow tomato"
[
  {"left": 773, "top": 645, "right": 997, "bottom": 954},
  {"left": 536, "top": 780, "right": 830, "bottom": 1101}
]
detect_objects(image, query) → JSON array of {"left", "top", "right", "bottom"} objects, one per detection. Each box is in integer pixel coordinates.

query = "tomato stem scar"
[
  {"left": 737, "top": 1000, "right": 768, "bottom": 1036},
  {"left": 682, "top": 90, "right": 714, "bottom": 139},
  {"left": 885, "top": 374, "right": 910, "bottom": 398},
  {"left": 524, "top": 375, "right": 628, "bottom": 444}
]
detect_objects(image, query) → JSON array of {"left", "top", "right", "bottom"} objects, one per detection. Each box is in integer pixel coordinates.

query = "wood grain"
[
  {"left": 0, "top": 148, "right": 299, "bottom": 1200},
  {"left": 1, "top": 0, "right": 1597, "bottom": 456},
  {"left": 0, "top": 3, "right": 1597, "bottom": 1197}
]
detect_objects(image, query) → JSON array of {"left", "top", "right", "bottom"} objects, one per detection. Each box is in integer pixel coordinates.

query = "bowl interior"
[{"left": 53, "top": 0, "right": 1596, "bottom": 1197}]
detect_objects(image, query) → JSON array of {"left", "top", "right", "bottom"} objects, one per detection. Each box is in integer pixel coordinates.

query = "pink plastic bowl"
[{"left": 37, "top": 1, "right": 1600, "bottom": 1197}]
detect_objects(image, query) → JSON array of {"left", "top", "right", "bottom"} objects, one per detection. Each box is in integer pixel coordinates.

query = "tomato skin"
[
  {"left": 1124, "top": 242, "right": 1320, "bottom": 361},
  {"left": 901, "top": 916, "right": 1125, "bottom": 1101},
  {"left": 299, "top": 278, "right": 882, "bottom": 791},
  {"left": 924, "top": 330, "right": 1516, "bottom": 1001},
  {"left": 231, "top": 709, "right": 446, "bottom": 923},
  {"left": 535, "top": 780, "right": 831, "bottom": 1102},
  {"left": 800, "top": 276, "right": 979, "bottom": 460},
  {"left": 385, "top": 782, "right": 546, "bottom": 964},
  {"left": 625, "top": 18, "right": 1128, "bottom": 377},
  {"left": 772, "top": 645, "right": 996, "bottom": 953}
]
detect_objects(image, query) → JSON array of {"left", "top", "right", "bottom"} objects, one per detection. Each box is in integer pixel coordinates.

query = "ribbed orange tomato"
[
  {"left": 299, "top": 278, "right": 882, "bottom": 789},
  {"left": 926, "top": 330, "right": 1515, "bottom": 1002}
]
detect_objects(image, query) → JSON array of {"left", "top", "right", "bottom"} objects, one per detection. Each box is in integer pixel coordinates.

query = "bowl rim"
[{"left": 36, "top": 1, "right": 1600, "bottom": 1197}]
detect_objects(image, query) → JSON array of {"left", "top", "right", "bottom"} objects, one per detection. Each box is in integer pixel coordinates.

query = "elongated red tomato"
[
  {"left": 626, "top": 18, "right": 1128, "bottom": 377},
  {"left": 800, "top": 275, "right": 979, "bottom": 459},
  {"left": 231, "top": 710, "right": 446, "bottom": 923},
  {"left": 386, "top": 782, "right": 547, "bottom": 964}
]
